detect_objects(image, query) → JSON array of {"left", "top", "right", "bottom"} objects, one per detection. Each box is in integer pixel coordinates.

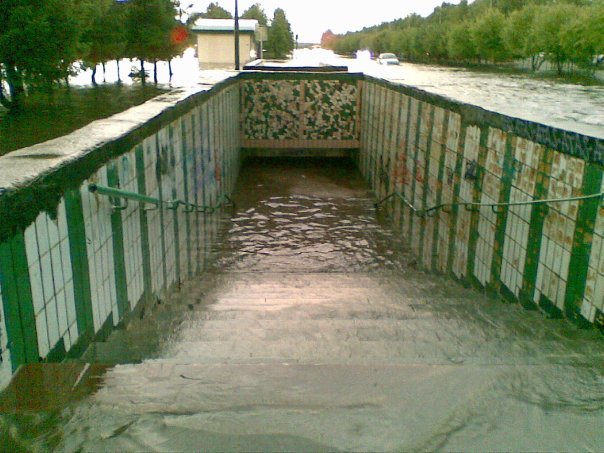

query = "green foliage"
[
  {"left": 328, "top": 0, "right": 603, "bottom": 74},
  {"left": 0, "top": 0, "right": 186, "bottom": 109},
  {"left": 125, "top": 0, "right": 178, "bottom": 61},
  {"left": 530, "top": 4, "right": 582, "bottom": 74},
  {"left": 266, "top": 8, "right": 294, "bottom": 59},
  {"left": 202, "top": 2, "right": 232, "bottom": 19},
  {"left": 80, "top": 0, "right": 126, "bottom": 68},
  {"left": 0, "top": 0, "right": 80, "bottom": 109},
  {"left": 241, "top": 3, "right": 268, "bottom": 26},
  {"left": 471, "top": 9, "right": 508, "bottom": 62},
  {"left": 448, "top": 22, "right": 476, "bottom": 62}
]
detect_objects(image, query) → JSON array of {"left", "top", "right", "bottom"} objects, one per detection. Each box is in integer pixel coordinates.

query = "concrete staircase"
[
  {"left": 58, "top": 158, "right": 604, "bottom": 451},
  {"left": 83, "top": 270, "right": 600, "bottom": 368}
]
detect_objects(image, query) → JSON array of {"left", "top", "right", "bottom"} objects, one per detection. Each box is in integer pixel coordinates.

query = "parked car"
[{"left": 377, "top": 53, "right": 400, "bottom": 65}]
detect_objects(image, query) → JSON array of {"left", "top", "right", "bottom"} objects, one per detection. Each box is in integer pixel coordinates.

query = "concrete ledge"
[{"left": 242, "top": 148, "right": 355, "bottom": 158}]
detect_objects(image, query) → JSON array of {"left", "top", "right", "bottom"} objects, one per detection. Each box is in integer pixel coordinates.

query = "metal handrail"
[
  {"left": 88, "top": 184, "right": 234, "bottom": 213},
  {"left": 375, "top": 190, "right": 603, "bottom": 217},
  {"left": 373, "top": 192, "right": 424, "bottom": 215}
]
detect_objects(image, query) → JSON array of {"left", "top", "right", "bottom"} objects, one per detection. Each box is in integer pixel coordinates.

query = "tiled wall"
[
  {"left": 0, "top": 71, "right": 602, "bottom": 389},
  {"left": 358, "top": 77, "right": 604, "bottom": 330},
  {"left": 0, "top": 80, "right": 240, "bottom": 384}
]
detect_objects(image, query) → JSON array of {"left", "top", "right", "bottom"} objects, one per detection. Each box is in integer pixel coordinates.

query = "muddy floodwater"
[
  {"left": 341, "top": 56, "right": 604, "bottom": 139},
  {"left": 1, "top": 158, "right": 603, "bottom": 452}
]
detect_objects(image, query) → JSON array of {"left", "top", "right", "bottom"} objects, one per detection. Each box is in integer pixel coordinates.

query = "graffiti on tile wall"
[{"left": 241, "top": 79, "right": 358, "bottom": 141}]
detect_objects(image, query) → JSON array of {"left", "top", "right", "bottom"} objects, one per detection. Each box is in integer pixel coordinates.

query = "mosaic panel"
[
  {"left": 241, "top": 79, "right": 358, "bottom": 142},
  {"left": 303, "top": 80, "right": 358, "bottom": 140}
]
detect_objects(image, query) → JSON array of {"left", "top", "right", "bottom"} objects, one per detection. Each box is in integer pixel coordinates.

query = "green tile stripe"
[
  {"left": 370, "top": 85, "right": 383, "bottom": 191},
  {"left": 465, "top": 127, "right": 489, "bottom": 287},
  {"left": 407, "top": 101, "right": 423, "bottom": 251},
  {"left": 379, "top": 89, "right": 393, "bottom": 200},
  {"left": 372, "top": 85, "right": 384, "bottom": 190},
  {"left": 0, "top": 233, "right": 39, "bottom": 369},
  {"left": 135, "top": 145, "right": 153, "bottom": 302},
  {"left": 387, "top": 93, "right": 403, "bottom": 215},
  {"left": 428, "top": 110, "right": 449, "bottom": 272},
  {"left": 64, "top": 189, "right": 95, "bottom": 341},
  {"left": 106, "top": 162, "right": 129, "bottom": 319},
  {"left": 362, "top": 83, "right": 372, "bottom": 183},
  {"left": 400, "top": 97, "right": 418, "bottom": 242},
  {"left": 396, "top": 96, "right": 413, "bottom": 233},
  {"left": 418, "top": 106, "right": 436, "bottom": 269},
  {"left": 155, "top": 134, "right": 168, "bottom": 291},
  {"left": 519, "top": 148, "right": 553, "bottom": 308},
  {"left": 181, "top": 118, "right": 193, "bottom": 279},
  {"left": 364, "top": 83, "right": 375, "bottom": 178},
  {"left": 192, "top": 110, "right": 203, "bottom": 275},
  {"left": 375, "top": 88, "right": 386, "bottom": 197},
  {"left": 564, "top": 162, "right": 604, "bottom": 323},
  {"left": 358, "top": 82, "right": 367, "bottom": 170},
  {"left": 168, "top": 125, "right": 181, "bottom": 287},
  {"left": 446, "top": 123, "right": 468, "bottom": 277},
  {"left": 490, "top": 134, "right": 516, "bottom": 294}
]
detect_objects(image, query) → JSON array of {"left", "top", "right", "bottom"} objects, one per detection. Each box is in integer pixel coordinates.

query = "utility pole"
[{"left": 234, "top": 0, "right": 240, "bottom": 70}]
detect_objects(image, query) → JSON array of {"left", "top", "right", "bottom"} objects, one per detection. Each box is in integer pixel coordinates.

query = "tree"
[
  {"left": 530, "top": 4, "right": 581, "bottom": 74},
  {"left": 321, "top": 30, "right": 337, "bottom": 50},
  {"left": 471, "top": 8, "right": 508, "bottom": 63},
  {"left": 448, "top": 22, "right": 476, "bottom": 62},
  {"left": 125, "top": 0, "right": 179, "bottom": 83},
  {"left": 585, "top": 4, "right": 604, "bottom": 65},
  {"left": 0, "top": 0, "right": 80, "bottom": 110},
  {"left": 202, "top": 2, "right": 232, "bottom": 19},
  {"left": 80, "top": 0, "right": 126, "bottom": 84},
  {"left": 561, "top": 4, "right": 604, "bottom": 72},
  {"left": 416, "top": 23, "right": 448, "bottom": 61},
  {"left": 241, "top": 3, "right": 268, "bottom": 26},
  {"left": 266, "top": 8, "right": 294, "bottom": 59}
]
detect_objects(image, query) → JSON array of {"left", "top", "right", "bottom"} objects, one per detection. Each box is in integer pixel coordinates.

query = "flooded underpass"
[{"left": 2, "top": 157, "right": 602, "bottom": 452}]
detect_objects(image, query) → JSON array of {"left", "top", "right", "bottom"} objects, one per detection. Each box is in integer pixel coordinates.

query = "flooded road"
[
  {"left": 2, "top": 158, "right": 602, "bottom": 452},
  {"left": 298, "top": 49, "right": 604, "bottom": 139},
  {"left": 365, "top": 62, "right": 604, "bottom": 139}
]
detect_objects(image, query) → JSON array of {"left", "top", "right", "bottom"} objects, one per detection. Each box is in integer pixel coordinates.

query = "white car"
[{"left": 377, "top": 53, "right": 400, "bottom": 65}]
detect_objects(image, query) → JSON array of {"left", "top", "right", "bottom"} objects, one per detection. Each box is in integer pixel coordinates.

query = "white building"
[{"left": 191, "top": 19, "right": 258, "bottom": 69}]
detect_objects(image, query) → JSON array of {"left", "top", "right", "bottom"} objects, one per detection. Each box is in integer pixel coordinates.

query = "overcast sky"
[{"left": 187, "top": 1, "right": 465, "bottom": 43}]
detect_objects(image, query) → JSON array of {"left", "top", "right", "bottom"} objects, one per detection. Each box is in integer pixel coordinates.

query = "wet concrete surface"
[{"left": 2, "top": 158, "right": 603, "bottom": 452}]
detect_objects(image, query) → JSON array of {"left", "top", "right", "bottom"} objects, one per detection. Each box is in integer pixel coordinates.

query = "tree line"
[
  {"left": 326, "top": 0, "right": 604, "bottom": 75},
  {"left": 0, "top": 1, "right": 294, "bottom": 112}
]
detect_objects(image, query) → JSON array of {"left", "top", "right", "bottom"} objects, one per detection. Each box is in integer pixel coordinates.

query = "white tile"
[
  {"left": 28, "top": 260, "right": 45, "bottom": 315},
  {"left": 56, "top": 290, "right": 68, "bottom": 336},
  {"left": 35, "top": 313, "right": 50, "bottom": 358},
  {"left": 40, "top": 253, "right": 54, "bottom": 304},
  {"left": 45, "top": 298, "right": 60, "bottom": 348},
  {"left": 50, "top": 245, "right": 64, "bottom": 299},
  {"left": 24, "top": 223, "right": 39, "bottom": 266}
]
